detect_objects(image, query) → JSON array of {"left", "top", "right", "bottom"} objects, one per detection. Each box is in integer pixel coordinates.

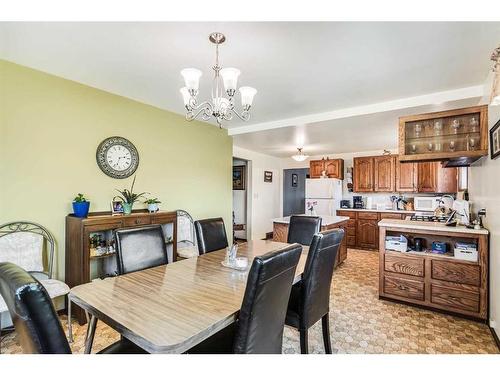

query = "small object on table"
[{"left": 431, "top": 241, "right": 447, "bottom": 254}]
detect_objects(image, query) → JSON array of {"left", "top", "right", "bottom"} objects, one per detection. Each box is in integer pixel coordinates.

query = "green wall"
[{"left": 0, "top": 60, "right": 233, "bottom": 279}]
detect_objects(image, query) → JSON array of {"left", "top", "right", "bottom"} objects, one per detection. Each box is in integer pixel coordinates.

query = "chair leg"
[
  {"left": 84, "top": 315, "right": 98, "bottom": 354},
  {"left": 67, "top": 296, "right": 73, "bottom": 343},
  {"left": 321, "top": 313, "right": 332, "bottom": 354},
  {"left": 299, "top": 329, "right": 309, "bottom": 354}
]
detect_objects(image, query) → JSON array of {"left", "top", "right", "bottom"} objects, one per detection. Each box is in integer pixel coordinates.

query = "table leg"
[{"left": 84, "top": 315, "right": 98, "bottom": 354}]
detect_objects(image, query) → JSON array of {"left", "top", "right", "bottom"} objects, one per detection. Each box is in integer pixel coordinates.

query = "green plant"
[
  {"left": 73, "top": 193, "right": 88, "bottom": 202},
  {"left": 114, "top": 176, "right": 147, "bottom": 205},
  {"left": 144, "top": 197, "right": 161, "bottom": 204}
]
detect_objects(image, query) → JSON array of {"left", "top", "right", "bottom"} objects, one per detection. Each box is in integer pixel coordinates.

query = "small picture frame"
[
  {"left": 490, "top": 118, "right": 500, "bottom": 160},
  {"left": 111, "top": 200, "right": 124, "bottom": 215},
  {"left": 292, "top": 173, "right": 298, "bottom": 187},
  {"left": 264, "top": 171, "right": 273, "bottom": 183},
  {"left": 233, "top": 165, "right": 246, "bottom": 190}
]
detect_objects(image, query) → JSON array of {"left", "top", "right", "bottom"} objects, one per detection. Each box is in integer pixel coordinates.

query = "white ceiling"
[{"left": 1, "top": 22, "right": 498, "bottom": 155}]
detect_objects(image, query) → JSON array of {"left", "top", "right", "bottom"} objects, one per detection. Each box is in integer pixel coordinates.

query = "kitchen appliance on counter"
[
  {"left": 452, "top": 199, "right": 471, "bottom": 225},
  {"left": 407, "top": 214, "right": 449, "bottom": 223},
  {"left": 353, "top": 195, "right": 364, "bottom": 209},
  {"left": 414, "top": 195, "right": 454, "bottom": 213},
  {"left": 305, "top": 178, "right": 343, "bottom": 216},
  {"left": 340, "top": 200, "right": 351, "bottom": 209}
]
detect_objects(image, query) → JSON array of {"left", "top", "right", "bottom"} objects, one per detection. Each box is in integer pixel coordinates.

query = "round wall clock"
[{"left": 96, "top": 136, "right": 139, "bottom": 179}]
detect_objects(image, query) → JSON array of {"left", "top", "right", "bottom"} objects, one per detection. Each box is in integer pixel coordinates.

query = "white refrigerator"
[{"left": 305, "top": 178, "right": 343, "bottom": 216}]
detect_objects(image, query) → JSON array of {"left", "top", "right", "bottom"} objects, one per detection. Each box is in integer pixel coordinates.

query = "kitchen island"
[
  {"left": 273, "top": 215, "right": 350, "bottom": 267},
  {"left": 378, "top": 218, "right": 489, "bottom": 321}
]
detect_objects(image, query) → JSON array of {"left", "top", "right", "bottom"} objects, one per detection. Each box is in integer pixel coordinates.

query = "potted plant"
[
  {"left": 144, "top": 197, "right": 161, "bottom": 213},
  {"left": 72, "top": 193, "right": 90, "bottom": 218},
  {"left": 114, "top": 176, "right": 147, "bottom": 215}
]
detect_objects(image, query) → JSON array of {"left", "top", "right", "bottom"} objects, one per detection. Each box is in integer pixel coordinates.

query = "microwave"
[{"left": 414, "top": 196, "right": 443, "bottom": 212}]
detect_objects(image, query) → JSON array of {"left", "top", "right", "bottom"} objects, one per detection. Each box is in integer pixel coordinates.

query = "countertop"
[
  {"left": 378, "top": 218, "right": 489, "bottom": 235},
  {"left": 273, "top": 215, "right": 350, "bottom": 226},
  {"left": 338, "top": 208, "right": 417, "bottom": 214}
]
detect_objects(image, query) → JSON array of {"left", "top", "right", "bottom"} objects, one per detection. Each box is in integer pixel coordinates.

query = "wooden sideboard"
[
  {"left": 65, "top": 210, "right": 177, "bottom": 324},
  {"left": 378, "top": 222, "right": 488, "bottom": 321},
  {"left": 272, "top": 218, "right": 348, "bottom": 268}
]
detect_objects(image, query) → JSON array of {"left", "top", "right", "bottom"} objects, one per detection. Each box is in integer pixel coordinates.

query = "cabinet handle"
[
  {"left": 398, "top": 285, "right": 409, "bottom": 291},
  {"left": 135, "top": 219, "right": 140, "bottom": 224}
]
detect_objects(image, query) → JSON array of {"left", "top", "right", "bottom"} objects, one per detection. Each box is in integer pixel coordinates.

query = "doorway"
[
  {"left": 283, "top": 168, "right": 309, "bottom": 217},
  {"left": 232, "top": 158, "right": 249, "bottom": 242}
]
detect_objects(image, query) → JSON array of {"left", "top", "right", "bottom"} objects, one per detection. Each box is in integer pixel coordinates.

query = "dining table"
[{"left": 69, "top": 239, "right": 309, "bottom": 354}]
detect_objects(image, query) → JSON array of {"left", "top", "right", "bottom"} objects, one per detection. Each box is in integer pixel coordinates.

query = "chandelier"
[
  {"left": 291, "top": 148, "right": 309, "bottom": 162},
  {"left": 491, "top": 45, "right": 500, "bottom": 106},
  {"left": 180, "top": 32, "right": 257, "bottom": 128}
]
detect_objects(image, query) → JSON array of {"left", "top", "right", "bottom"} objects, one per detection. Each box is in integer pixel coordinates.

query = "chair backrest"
[
  {"left": 0, "top": 222, "right": 55, "bottom": 278},
  {"left": 299, "top": 228, "right": 344, "bottom": 328},
  {"left": 233, "top": 244, "right": 302, "bottom": 354},
  {"left": 0, "top": 262, "right": 71, "bottom": 354},
  {"left": 114, "top": 225, "right": 168, "bottom": 275},
  {"left": 177, "top": 210, "right": 197, "bottom": 247},
  {"left": 194, "top": 218, "right": 228, "bottom": 255},
  {"left": 287, "top": 215, "right": 322, "bottom": 246}
]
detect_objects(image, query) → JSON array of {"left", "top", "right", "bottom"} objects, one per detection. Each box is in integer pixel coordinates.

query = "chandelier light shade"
[
  {"left": 490, "top": 45, "right": 500, "bottom": 106},
  {"left": 291, "top": 147, "right": 309, "bottom": 162},
  {"left": 180, "top": 32, "right": 257, "bottom": 128}
]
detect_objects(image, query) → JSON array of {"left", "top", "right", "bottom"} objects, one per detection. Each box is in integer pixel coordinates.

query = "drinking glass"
[
  {"left": 410, "top": 144, "right": 417, "bottom": 154},
  {"left": 427, "top": 143, "right": 433, "bottom": 152},
  {"left": 434, "top": 142, "right": 442, "bottom": 152},
  {"left": 469, "top": 117, "right": 478, "bottom": 133},
  {"left": 451, "top": 119, "right": 460, "bottom": 134},
  {"left": 414, "top": 123, "right": 422, "bottom": 137},
  {"left": 434, "top": 120, "right": 443, "bottom": 136},
  {"left": 469, "top": 137, "right": 476, "bottom": 151},
  {"left": 449, "top": 140, "right": 456, "bottom": 151}
]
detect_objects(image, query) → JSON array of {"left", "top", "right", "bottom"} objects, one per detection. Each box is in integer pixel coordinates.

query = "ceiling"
[{"left": 0, "top": 22, "right": 498, "bottom": 155}]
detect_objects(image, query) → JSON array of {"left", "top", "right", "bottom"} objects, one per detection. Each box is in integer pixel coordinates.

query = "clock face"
[{"left": 96, "top": 137, "right": 139, "bottom": 179}]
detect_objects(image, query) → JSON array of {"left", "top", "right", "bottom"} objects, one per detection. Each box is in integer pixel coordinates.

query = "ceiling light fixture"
[
  {"left": 180, "top": 32, "right": 257, "bottom": 128},
  {"left": 490, "top": 45, "right": 500, "bottom": 106},
  {"left": 291, "top": 148, "right": 309, "bottom": 162}
]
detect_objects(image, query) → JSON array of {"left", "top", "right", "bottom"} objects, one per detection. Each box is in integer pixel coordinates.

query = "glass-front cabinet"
[{"left": 399, "top": 105, "right": 488, "bottom": 166}]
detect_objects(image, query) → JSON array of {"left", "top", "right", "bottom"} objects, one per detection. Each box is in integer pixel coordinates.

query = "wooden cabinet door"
[
  {"left": 325, "top": 159, "right": 344, "bottom": 179},
  {"left": 417, "top": 162, "right": 438, "bottom": 192},
  {"left": 396, "top": 160, "right": 417, "bottom": 192},
  {"left": 309, "top": 160, "right": 324, "bottom": 178},
  {"left": 353, "top": 157, "right": 374, "bottom": 192},
  {"left": 374, "top": 156, "right": 395, "bottom": 192},
  {"left": 356, "top": 219, "right": 378, "bottom": 250},
  {"left": 436, "top": 165, "right": 458, "bottom": 193}
]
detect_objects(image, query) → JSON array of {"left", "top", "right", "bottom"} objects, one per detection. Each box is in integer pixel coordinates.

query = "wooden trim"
[
  {"left": 490, "top": 327, "right": 500, "bottom": 352},
  {"left": 398, "top": 105, "right": 488, "bottom": 123}
]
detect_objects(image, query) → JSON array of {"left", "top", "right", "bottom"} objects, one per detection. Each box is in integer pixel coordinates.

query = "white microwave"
[{"left": 414, "top": 196, "right": 442, "bottom": 212}]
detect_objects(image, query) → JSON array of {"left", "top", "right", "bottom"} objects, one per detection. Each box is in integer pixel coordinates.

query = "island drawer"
[
  {"left": 379, "top": 213, "right": 404, "bottom": 220},
  {"left": 357, "top": 211, "right": 379, "bottom": 220},
  {"left": 384, "top": 253, "right": 424, "bottom": 277},
  {"left": 431, "top": 285, "right": 479, "bottom": 313},
  {"left": 383, "top": 275, "right": 424, "bottom": 301},
  {"left": 431, "top": 260, "right": 480, "bottom": 286}
]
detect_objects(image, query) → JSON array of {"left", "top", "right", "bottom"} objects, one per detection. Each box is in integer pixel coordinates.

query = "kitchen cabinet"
[
  {"left": 417, "top": 162, "right": 457, "bottom": 193},
  {"left": 396, "top": 159, "right": 417, "bottom": 192},
  {"left": 399, "top": 105, "right": 488, "bottom": 166},
  {"left": 374, "top": 156, "right": 395, "bottom": 192},
  {"left": 309, "top": 158, "right": 344, "bottom": 179},
  {"left": 356, "top": 218, "right": 379, "bottom": 249},
  {"left": 353, "top": 157, "right": 374, "bottom": 192}
]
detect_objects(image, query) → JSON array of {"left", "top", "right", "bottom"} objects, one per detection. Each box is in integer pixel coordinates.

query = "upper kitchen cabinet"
[
  {"left": 396, "top": 159, "right": 417, "bottom": 192},
  {"left": 417, "top": 161, "right": 458, "bottom": 193},
  {"left": 399, "top": 105, "right": 488, "bottom": 167},
  {"left": 353, "top": 157, "right": 375, "bottom": 192},
  {"left": 309, "top": 158, "right": 344, "bottom": 179},
  {"left": 374, "top": 155, "right": 395, "bottom": 192}
]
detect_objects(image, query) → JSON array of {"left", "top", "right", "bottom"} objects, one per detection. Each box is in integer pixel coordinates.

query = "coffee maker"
[{"left": 353, "top": 196, "right": 364, "bottom": 209}]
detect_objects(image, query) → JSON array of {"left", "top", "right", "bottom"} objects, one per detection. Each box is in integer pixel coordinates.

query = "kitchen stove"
[{"left": 408, "top": 215, "right": 449, "bottom": 223}]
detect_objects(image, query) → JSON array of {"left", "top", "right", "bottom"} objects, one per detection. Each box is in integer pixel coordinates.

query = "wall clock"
[{"left": 96, "top": 136, "right": 139, "bottom": 179}]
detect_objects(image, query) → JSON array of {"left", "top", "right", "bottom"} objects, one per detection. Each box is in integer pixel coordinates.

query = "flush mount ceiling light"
[
  {"left": 490, "top": 45, "right": 500, "bottom": 106},
  {"left": 291, "top": 147, "right": 309, "bottom": 162},
  {"left": 180, "top": 32, "right": 257, "bottom": 128}
]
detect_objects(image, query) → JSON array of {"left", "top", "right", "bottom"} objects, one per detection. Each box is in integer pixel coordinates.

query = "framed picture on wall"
[
  {"left": 292, "top": 173, "right": 298, "bottom": 187},
  {"left": 233, "top": 165, "right": 246, "bottom": 190},
  {"left": 490, "top": 118, "right": 500, "bottom": 160},
  {"left": 264, "top": 171, "right": 273, "bottom": 183}
]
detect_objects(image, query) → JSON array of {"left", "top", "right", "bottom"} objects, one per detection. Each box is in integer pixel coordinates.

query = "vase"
[
  {"left": 147, "top": 203, "right": 159, "bottom": 213},
  {"left": 72, "top": 201, "right": 90, "bottom": 218},
  {"left": 123, "top": 203, "right": 133, "bottom": 215}
]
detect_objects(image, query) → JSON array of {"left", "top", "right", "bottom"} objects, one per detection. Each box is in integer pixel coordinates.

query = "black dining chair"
[
  {"left": 194, "top": 218, "right": 229, "bottom": 255},
  {"left": 114, "top": 225, "right": 168, "bottom": 275},
  {"left": 285, "top": 228, "right": 344, "bottom": 354},
  {"left": 0, "top": 262, "right": 147, "bottom": 354},
  {"left": 187, "top": 243, "right": 303, "bottom": 354},
  {"left": 287, "top": 215, "right": 322, "bottom": 246}
]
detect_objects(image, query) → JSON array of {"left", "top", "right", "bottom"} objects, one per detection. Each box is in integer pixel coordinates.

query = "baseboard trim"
[{"left": 490, "top": 327, "right": 500, "bottom": 352}]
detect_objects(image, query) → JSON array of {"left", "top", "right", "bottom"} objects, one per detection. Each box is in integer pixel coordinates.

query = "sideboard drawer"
[
  {"left": 122, "top": 215, "right": 152, "bottom": 227},
  {"left": 431, "top": 260, "right": 480, "bottom": 286},
  {"left": 383, "top": 275, "right": 424, "bottom": 301},
  {"left": 431, "top": 285, "right": 480, "bottom": 313},
  {"left": 385, "top": 253, "right": 424, "bottom": 277}
]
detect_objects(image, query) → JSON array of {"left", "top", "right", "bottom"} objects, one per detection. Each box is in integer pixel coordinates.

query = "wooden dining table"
[{"left": 69, "top": 239, "right": 308, "bottom": 354}]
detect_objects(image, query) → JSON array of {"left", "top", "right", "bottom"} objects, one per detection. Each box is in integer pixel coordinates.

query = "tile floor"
[{"left": 1, "top": 249, "right": 498, "bottom": 354}]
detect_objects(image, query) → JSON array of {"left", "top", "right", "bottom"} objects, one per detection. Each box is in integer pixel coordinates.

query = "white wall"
[
  {"left": 233, "top": 146, "right": 282, "bottom": 240},
  {"left": 468, "top": 104, "right": 500, "bottom": 335}
]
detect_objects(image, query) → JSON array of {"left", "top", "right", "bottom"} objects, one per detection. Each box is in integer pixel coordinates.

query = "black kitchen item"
[
  {"left": 414, "top": 238, "right": 424, "bottom": 252},
  {"left": 353, "top": 196, "right": 364, "bottom": 209},
  {"left": 340, "top": 200, "right": 351, "bottom": 209}
]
